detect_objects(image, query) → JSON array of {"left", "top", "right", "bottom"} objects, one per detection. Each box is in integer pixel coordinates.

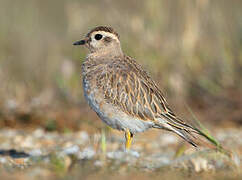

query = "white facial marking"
[
  {"left": 92, "top": 31, "right": 119, "bottom": 41},
  {"left": 89, "top": 31, "right": 119, "bottom": 50}
]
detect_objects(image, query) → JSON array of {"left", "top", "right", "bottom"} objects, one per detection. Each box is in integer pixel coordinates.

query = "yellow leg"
[{"left": 125, "top": 129, "right": 133, "bottom": 150}]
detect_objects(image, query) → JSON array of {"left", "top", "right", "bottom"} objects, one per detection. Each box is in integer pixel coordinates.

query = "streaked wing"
[{"left": 95, "top": 56, "right": 193, "bottom": 131}]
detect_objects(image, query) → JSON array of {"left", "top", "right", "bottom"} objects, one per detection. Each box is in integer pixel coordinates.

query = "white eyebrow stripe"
[{"left": 92, "top": 31, "right": 119, "bottom": 41}]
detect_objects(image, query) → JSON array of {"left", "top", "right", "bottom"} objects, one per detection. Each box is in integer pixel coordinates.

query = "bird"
[{"left": 73, "top": 26, "right": 206, "bottom": 150}]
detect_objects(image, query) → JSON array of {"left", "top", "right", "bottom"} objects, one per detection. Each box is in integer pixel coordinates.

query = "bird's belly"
[{"left": 83, "top": 82, "right": 154, "bottom": 134}]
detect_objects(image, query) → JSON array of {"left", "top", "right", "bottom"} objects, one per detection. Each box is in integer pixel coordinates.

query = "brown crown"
[{"left": 86, "top": 26, "right": 120, "bottom": 39}]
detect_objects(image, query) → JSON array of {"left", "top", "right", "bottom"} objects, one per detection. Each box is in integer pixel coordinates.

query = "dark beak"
[{"left": 73, "top": 39, "right": 86, "bottom": 46}]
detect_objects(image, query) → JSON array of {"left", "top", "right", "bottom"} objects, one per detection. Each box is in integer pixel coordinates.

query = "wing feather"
[{"left": 96, "top": 56, "right": 196, "bottom": 132}]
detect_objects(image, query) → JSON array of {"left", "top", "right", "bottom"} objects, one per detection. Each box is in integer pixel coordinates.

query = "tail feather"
[
  {"left": 155, "top": 116, "right": 213, "bottom": 148},
  {"left": 170, "top": 127, "right": 198, "bottom": 147}
]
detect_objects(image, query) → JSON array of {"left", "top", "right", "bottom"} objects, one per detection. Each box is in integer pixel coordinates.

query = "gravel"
[{"left": 0, "top": 127, "right": 241, "bottom": 179}]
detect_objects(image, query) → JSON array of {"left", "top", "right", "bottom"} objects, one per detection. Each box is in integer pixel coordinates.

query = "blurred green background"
[{"left": 0, "top": 0, "right": 241, "bottom": 131}]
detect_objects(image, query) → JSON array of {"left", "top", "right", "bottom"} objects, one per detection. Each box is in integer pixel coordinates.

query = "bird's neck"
[
  {"left": 88, "top": 45, "right": 123, "bottom": 59},
  {"left": 83, "top": 49, "right": 124, "bottom": 76}
]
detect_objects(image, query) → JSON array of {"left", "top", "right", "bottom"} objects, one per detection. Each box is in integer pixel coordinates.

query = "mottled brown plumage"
[{"left": 74, "top": 26, "right": 203, "bottom": 148}]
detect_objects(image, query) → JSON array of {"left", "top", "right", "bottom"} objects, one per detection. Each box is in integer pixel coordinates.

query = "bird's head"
[{"left": 73, "top": 26, "right": 122, "bottom": 56}]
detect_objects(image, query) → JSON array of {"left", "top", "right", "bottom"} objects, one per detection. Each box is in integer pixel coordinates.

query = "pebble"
[
  {"left": 77, "top": 131, "right": 89, "bottom": 144},
  {"left": 29, "top": 149, "right": 43, "bottom": 157},
  {"left": 0, "top": 157, "right": 7, "bottom": 164},
  {"left": 0, "top": 128, "right": 241, "bottom": 174},
  {"left": 126, "top": 150, "right": 140, "bottom": 158},
  {"left": 107, "top": 151, "right": 125, "bottom": 160},
  {"left": 78, "top": 147, "right": 95, "bottom": 160},
  {"left": 21, "top": 136, "right": 34, "bottom": 148},
  {"left": 32, "top": 129, "right": 45, "bottom": 138},
  {"left": 62, "top": 145, "right": 80, "bottom": 155},
  {"left": 107, "top": 150, "right": 140, "bottom": 161},
  {"left": 94, "top": 160, "right": 104, "bottom": 167},
  {"left": 190, "top": 157, "right": 212, "bottom": 172}
]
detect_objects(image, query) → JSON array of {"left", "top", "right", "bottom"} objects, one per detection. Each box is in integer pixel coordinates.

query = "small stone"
[
  {"left": 63, "top": 145, "right": 80, "bottom": 155},
  {"left": 29, "top": 149, "right": 42, "bottom": 157},
  {"left": 80, "top": 131, "right": 89, "bottom": 141},
  {"left": 13, "top": 135, "right": 23, "bottom": 144},
  {"left": 126, "top": 150, "right": 140, "bottom": 158},
  {"left": 22, "top": 136, "right": 34, "bottom": 148},
  {"left": 107, "top": 150, "right": 140, "bottom": 160},
  {"left": 78, "top": 147, "right": 95, "bottom": 160},
  {"left": 75, "top": 131, "right": 89, "bottom": 145},
  {"left": 32, "top": 129, "right": 45, "bottom": 138},
  {"left": 107, "top": 151, "right": 124, "bottom": 160},
  {"left": 94, "top": 160, "right": 104, "bottom": 167},
  {"left": 190, "top": 157, "right": 212, "bottom": 172},
  {"left": 0, "top": 157, "right": 7, "bottom": 164}
]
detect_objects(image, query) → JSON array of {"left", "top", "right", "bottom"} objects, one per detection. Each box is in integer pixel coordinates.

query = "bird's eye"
[{"left": 94, "top": 34, "right": 103, "bottom": 40}]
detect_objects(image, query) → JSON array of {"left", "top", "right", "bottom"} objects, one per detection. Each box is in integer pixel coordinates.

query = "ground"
[{"left": 0, "top": 127, "right": 241, "bottom": 180}]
